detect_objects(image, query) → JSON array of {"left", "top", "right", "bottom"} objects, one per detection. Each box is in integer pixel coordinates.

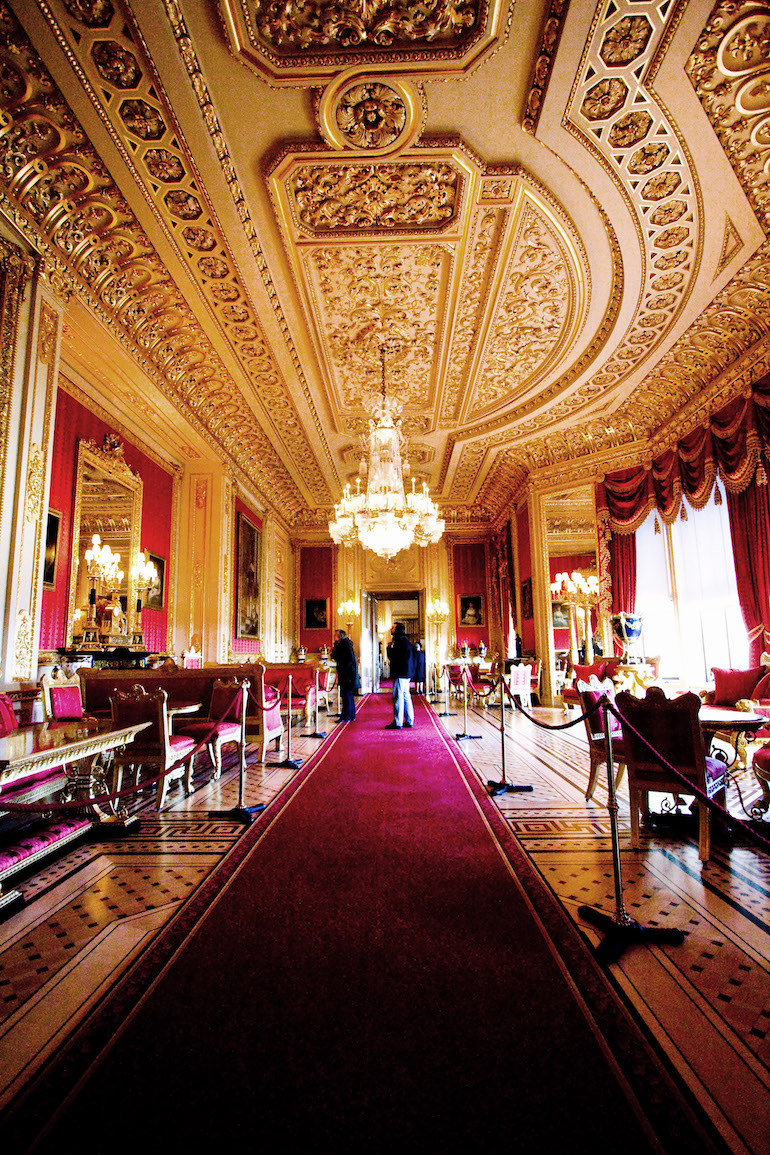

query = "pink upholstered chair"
[
  {"left": 0, "top": 693, "right": 18, "bottom": 736},
  {"left": 615, "top": 687, "right": 727, "bottom": 862},
  {"left": 40, "top": 671, "right": 95, "bottom": 723},
  {"left": 110, "top": 686, "right": 197, "bottom": 810},
  {"left": 175, "top": 678, "right": 249, "bottom": 780}
]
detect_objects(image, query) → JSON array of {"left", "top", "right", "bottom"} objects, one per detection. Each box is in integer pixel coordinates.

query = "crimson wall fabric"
[
  {"left": 232, "top": 497, "right": 263, "bottom": 655},
  {"left": 727, "top": 481, "right": 770, "bottom": 664},
  {"left": 452, "top": 541, "right": 489, "bottom": 650},
  {"left": 608, "top": 533, "right": 636, "bottom": 616},
  {"left": 299, "top": 545, "right": 334, "bottom": 651},
  {"left": 517, "top": 506, "right": 534, "bottom": 653},
  {"left": 40, "top": 389, "right": 173, "bottom": 654}
]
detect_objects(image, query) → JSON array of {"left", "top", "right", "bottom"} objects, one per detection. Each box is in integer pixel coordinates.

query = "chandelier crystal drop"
[{"left": 329, "top": 348, "right": 444, "bottom": 561}]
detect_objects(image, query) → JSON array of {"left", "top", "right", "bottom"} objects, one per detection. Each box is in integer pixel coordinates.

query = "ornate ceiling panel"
[{"left": 0, "top": 0, "right": 768, "bottom": 528}]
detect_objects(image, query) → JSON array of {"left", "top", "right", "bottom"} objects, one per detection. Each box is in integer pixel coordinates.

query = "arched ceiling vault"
[{"left": 1, "top": 0, "right": 769, "bottom": 529}]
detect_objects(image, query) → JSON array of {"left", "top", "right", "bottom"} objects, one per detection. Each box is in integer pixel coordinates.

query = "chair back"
[
  {"left": 0, "top": 693, "right": 18, "bottom": 736},
  {"left": 577, "top": 676, "right": 622, "bottom": 743},
  {"left": 110, "top": 686, "right": 170, "bottom": 756},
  {"left": 615, "top": 686, "right": 706, "bottom": 778},
  {"left": 41, "top": 670, "right": 85, "bottom": 721},
  {"left": 209, "top": 678, "right": 248, "bottom": 723},
  {"left": 509, "top": 664, "right": 532, "bottom": 692}
]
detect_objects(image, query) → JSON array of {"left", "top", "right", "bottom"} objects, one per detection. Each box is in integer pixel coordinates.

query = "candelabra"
[
  {"left": 550, "top": 571, "right": 600, "bottom": 665},
  {"left": 425, "top": 597, "right": 449, "bottom": 698},
  {"left": 130, "top": 551, "right": 158, "bottom": 649},
  {"left": 337, "top": 597, "right": 360, "bottom": 635},
  {"left": 82, "top": 534, "right": 124, "bottom": 646}
]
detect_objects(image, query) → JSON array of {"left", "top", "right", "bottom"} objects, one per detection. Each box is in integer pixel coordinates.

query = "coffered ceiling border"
[{"left": 26, "top": 0, "right": 337, "bottom": 506}]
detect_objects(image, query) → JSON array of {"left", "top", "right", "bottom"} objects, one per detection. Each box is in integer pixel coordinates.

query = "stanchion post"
[
  {"left": 278, "top": 673, "right": 303, "bottom": 770},
  {"left": 456, "top": 669, "right": 482, "bottom": 742},
  {"left": 487, "top": 677, "right": 533, "bottom": 795},
  {"left": 437, "top": 666, "right": 456, "bottom": 718},
  {"left": 577, "top": 698, "right": 684, "bottom": 962},
  {"left": 302, "top": 669, "right": 327, "bottom": 738},
  {"left": 209, "top": 683, "right": 265, "bottom": 824}
]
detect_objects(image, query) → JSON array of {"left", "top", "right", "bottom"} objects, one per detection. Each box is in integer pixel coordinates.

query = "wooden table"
[
  {"left": 0, "top": 718, "right": 148, "bottom": 913},
  {"left": 698, "top": 706, "right": 767, "bottom": 769}
]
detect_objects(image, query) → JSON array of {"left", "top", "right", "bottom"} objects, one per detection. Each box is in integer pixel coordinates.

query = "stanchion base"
[
  {"left": 486, "top": 780, "right": 534, "bottom": 795},
  {"left": 578, "top": 904, "right": 685, "bottom": 964},
  {"left": 455, "top": 733, "right": 482, "bottom": 742},
  {"left": 278, "top": 758, "right": 303, "bottom": 769},
  {"left": 210, "top": 804, "right": 266, "bottom": 825},
  {"left": 437, "top": 710, "right": 457, "bottom": 717},
  {"left": 301, "top": 731, "right": 327, "bottom": 739}
]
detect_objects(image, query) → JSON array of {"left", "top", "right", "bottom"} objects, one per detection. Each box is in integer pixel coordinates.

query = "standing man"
[
  {"left": 331, "top": 629, "right": 358, "bottom": 722},
  {"left": 413, "top": 641, "right": 426, "bottom": 695},
  {"left": 385, "top": 621, "right": 415, "bottom": 729}
]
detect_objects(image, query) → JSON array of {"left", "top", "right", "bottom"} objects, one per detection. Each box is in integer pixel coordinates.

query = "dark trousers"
[{"left": 340, "top": 687, "right": 356, "bottom": 721}]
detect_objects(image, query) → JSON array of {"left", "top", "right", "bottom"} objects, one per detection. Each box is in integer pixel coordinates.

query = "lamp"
[
  {"left": 82, "top": 534, "right": 124, "bottom": 646},
  {"left": 130, "top": 551, "right": 158, "bottom": 649},
  {"left": 337, "top": 597, "right": 360, "bottom": 634},
  {"left": 550, "top": 570, "right": 600, "bottom": 665},
  {"left": 425, "top": 597, "right": 449, "bottom": 698},
  {"left": 329, "top": 347, "right": 444, "bottom": 561}
]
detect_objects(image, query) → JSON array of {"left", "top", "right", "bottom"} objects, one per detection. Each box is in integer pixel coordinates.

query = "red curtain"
[
  {"left": 609, "top": 532, "right": 636, "bottom": 615},
  {"left": 727, "top": 481, "right": 770, "bottom": 664}
]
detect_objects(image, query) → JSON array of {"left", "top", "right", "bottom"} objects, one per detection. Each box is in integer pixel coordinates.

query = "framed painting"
[
  {"left": 458, "top": 594, "right": 484, "bottom": 627},
  {"left": 304, "top": 598, "right": 329, "bottom": 630},
  {"left": 551, "top": 600, "right": 570, "bottom": 629},
  {"left": 236, "top": 513, "right": 260, "bottom": 638},
  {"left": 145, "top": 553, "right": 166, "bottom": 610},
  {"left": 521, "top": 578, "right": 533, "bottom": 620},
  {"left": 43, "top": 509, "right": 61, "bottom": 589}
]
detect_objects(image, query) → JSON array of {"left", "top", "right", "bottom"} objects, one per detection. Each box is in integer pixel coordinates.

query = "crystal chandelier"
[{"left": 329, "top": 348, "right": 444, "bottom": 561}]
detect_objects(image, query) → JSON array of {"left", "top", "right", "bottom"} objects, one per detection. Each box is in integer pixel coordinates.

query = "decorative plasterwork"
[
  {"left": 218, "top": 0, "right": 512, "bottom": 84},
  {"left": 318, "top": 72, "right": 424, "bottom": 154},
  {"left": 0, "top": 5, "right": 316, "bottom": 519},
  {"left": 13, "top": 0, "right": 334, "bottom": 511},
  {"left": 564, "top": 0, "right": 702, "bottom": 395},
  {"left": 523, "top": 0, "right": 570, "bottom": 135},
  {"left": 271, "top": 141, "right": 591, "bottom": 449}
]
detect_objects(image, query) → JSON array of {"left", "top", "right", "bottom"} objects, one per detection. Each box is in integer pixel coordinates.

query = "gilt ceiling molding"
[
  {"left": 523, "top": 0, "right": 570, "bottom": 135},
  {"left": 27, "top": 0, "right": 335, "bottom": 506},
  {"left": 218, "top": 0, "right": 513, "bottom": 85},
  {"left": 0, "top": 3, "right": 313, "bottom": 518},
  {"left": 563, "top": 0, "right": 703, "bottom": 400}
]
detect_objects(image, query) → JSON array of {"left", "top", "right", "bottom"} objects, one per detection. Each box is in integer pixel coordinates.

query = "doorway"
[{"left": 368, "top": 590, "right": 422, "bottom": 680}]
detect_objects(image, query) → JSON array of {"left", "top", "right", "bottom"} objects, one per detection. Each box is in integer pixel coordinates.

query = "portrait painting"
[
  {"left": 521, "top": 578, "right": 533, "bottom": 620},
  {"left": 551, "top": 601, "right": 570, "bottom": 629},
  {"left": 43, "top": 510, "right": 61, "bottom": 589},
  {"left": 304, "top": 598, "right": 329, "bottom": 631},
  {"left": 236, "top": 513, "right": 260, "bottom": 638},
  {"left": 145, "top": 553, "right": 166, "bottom": 611},
  {"left": 458, "top": 594, "right": 484, "bottom": 627}
]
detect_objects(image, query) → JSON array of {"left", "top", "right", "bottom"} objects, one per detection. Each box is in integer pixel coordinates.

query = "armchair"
[
  {"left": 175, "top": 678, "right": 249, "bottom": 781},
  {"left": 40, "top": 669, "right": 96, "bottom": 723},
  {"left": 110, "top": 686, "right": 197, "bottom": 810},
  {"left": 576, "top": 677, "right": 627, "bottom": 802},
  {"left": 615, "top": 687, "right": 727, "bottom": 862}
]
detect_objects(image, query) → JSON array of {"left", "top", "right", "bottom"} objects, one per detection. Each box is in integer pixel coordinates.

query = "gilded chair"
[
  {"left": 506, "top": 663, "right": 533, "bottom": 711},
  {"left": 175, "top": 678, "right": 249, "bottom": 781},
  {"left": 110, "top": 686, "right": 197, "bottom": 810},
  {"left": 40, "top": 669, "right": 94, "bottom": 723},
  {"left": 615, "top": 686, "right": 727, "bottom": 862},
  {"left": 576, "top": 677, "right": 627, "bottom": 802}
]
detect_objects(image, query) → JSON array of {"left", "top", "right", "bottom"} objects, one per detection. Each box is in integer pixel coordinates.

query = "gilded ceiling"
[{"left": 0, "top": 0, "right": 769, "bottom": 531}]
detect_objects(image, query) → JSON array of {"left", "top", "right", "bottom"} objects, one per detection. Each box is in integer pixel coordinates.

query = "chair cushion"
[
  {"left": 577, "top": 676, "right": 622, "bottom": 739},
  {"left": 704, "top": 754, "right": 727, "bottom": 794},
  {"left": 752, "top": 673, "right": 770, "bottom": 699},
  {"left": 573, "top": 662, "right": 607, "bottom": 684},
  {"left": 753, "top": 745, "right": 770, "bottom": 771},
  {"left": 712, "top": 666, "right": 766, "bottom": 706},
  {"left": 50, "top": 685, "right": 85, "bottom": 720},
  {"left": 178, "top": 720, "right": 241, "bottom": 742},
  {"left": 168, "top": 734, "right": 196, "bottom": 766}
]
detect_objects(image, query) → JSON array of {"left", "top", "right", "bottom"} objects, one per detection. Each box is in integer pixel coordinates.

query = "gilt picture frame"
[{"left": 236, "top": 513, "right": 261, "bottom": 639}]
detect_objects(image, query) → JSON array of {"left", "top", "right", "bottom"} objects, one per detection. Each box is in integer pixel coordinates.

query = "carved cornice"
[{"left": 522, "top": 0, "right": 570, "bottom": 135}]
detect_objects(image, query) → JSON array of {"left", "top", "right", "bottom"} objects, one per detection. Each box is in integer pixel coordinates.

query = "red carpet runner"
[{"left": 16, "top": 693, "right": 716, "bottom": 1152}]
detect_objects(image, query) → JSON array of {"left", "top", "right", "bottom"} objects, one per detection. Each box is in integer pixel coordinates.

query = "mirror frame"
[{"left": 67, "top": 437, "right": 143, "bottom": 647}]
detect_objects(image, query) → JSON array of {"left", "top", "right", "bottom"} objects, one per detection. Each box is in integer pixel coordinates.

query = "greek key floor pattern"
[{"left": 0, "top": 696, "right": 769, "bottom": 1152}]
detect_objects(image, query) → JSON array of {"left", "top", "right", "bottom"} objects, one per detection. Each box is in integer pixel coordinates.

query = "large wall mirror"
[
  {"left": 544, "top": 484, "right": 602, "bottom": 667},
  {"left": 67, "top": 437, "right": 143, "bottom": 646}
]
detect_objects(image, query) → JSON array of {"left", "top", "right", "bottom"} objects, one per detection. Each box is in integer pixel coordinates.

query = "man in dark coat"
[
  {"left": 413, "top": 641, "right": 426, "bottom": 695},
  {"left": 385, "top": 621, "right": 415, "bottom": 729},
  {"left": 331, "top": 629, "right": 358, "bottom": 722}
]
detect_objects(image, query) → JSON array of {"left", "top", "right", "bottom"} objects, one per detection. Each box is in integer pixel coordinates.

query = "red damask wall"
[
  {"left": 40, "top": 389, "right": 174, "bottom": 654},
  {"left": 232, "top": 497, "right": 262, "bottom": 655},
  {"left": 452, "top": 541, "right": 489, "bottom": 651},
  {"left": 516, "top": 507, "right": 534, "bottom": 653},
  {"left": 299, "top": 545, "right": 334, "bottom": 652}
]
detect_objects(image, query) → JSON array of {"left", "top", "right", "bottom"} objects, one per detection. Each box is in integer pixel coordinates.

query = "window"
[{"left": 635, "top": 492, "right": 748, "bottom": 687}]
